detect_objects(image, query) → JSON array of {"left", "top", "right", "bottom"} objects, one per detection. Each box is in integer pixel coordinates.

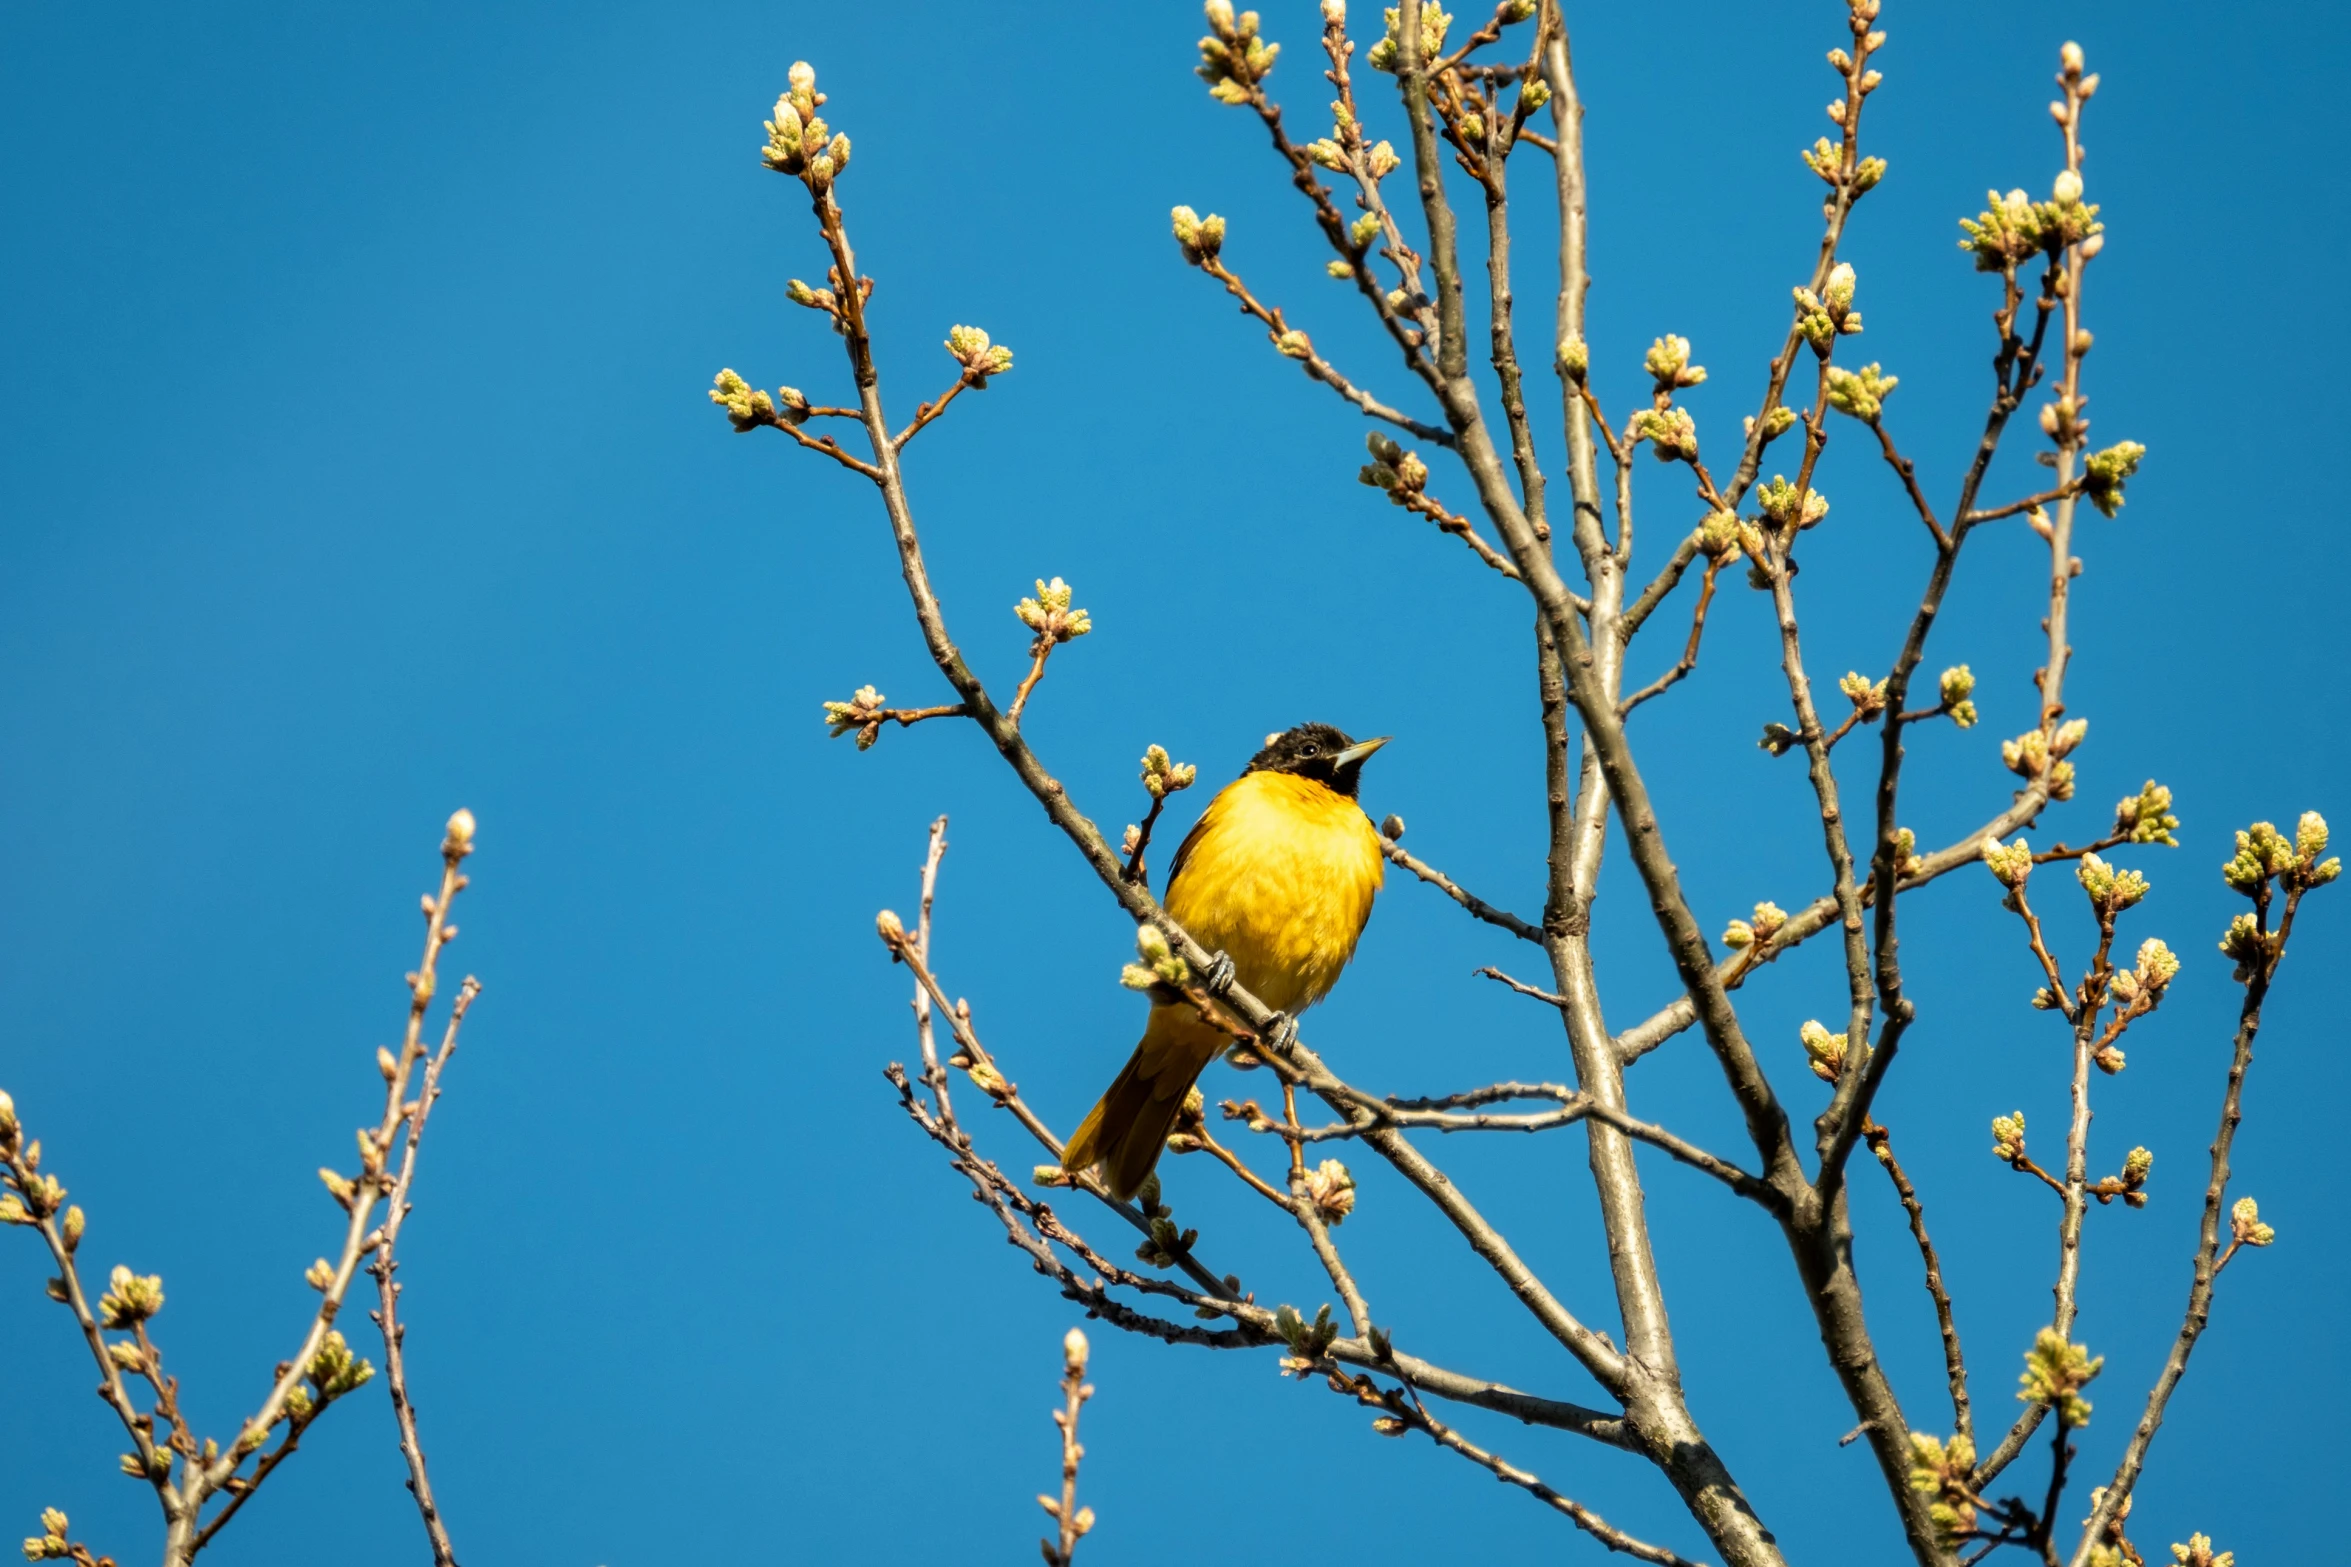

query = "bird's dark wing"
[{"left": 1162, "top": 812, "right": 1211, "bottom": 895}]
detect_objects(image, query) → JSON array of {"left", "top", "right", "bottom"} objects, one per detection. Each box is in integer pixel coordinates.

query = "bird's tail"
[{"left": 1062, "top": 1004, "right": 1226, "bottom": 1201}]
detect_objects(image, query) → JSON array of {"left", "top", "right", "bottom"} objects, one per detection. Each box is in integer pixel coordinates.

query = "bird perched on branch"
[{"left": 1064, "top": 724, "right": 1390, "bottom": 1199}]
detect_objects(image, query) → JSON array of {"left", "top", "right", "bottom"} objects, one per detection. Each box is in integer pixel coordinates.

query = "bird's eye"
[{"left": 1299, "top": 742, "right": 1320, "bottom": 757}]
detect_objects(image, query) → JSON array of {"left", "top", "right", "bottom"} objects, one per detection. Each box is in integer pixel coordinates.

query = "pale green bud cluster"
[
  {"left": 1014, "top": 577, "right": 1093, "bottom": 645},
  {"left": 1347, "top": 211, "right": 1382, "bottom": 250},
  {"left": 1839, "top": 670, "right": 1888, "bottom": 718},
  {"left": 709, "top": 368, "right": 778, "bottom": 433},
  {"left": 1141, "top": 745, "right": 1197, "bottom": 799},
  {"left": 2169, "top": 1534, "right": 2234, "bottom": 1567},
  {"left": 1958, "top": 181, "right": 2102, "bottom": 272},
  {"left": 1122, "top": 923, "right": 1193, "bottom": 991},
  {"left": 1519, "top": 77, "right": 1551, "bottom": 113},
  {"left": 1991, "top": 1110, "right": 2027, "bottom": 1163},
  {"left": 2110, "top": 939, "right": 2179, "bottom": 1025},
  {"left": 2076, "top": 852, "right": 2149, "bottom": 914},
  {"left": 2017, "top": 1326, "right": 2102, "bottom": 1426},
  {"left": 1367, "top": 4, "right": 1450, "bottom": 73},
  {"left": 2113, "top": 780, "right": 2179, "bottom": 846},
  {"left": 1197, "top": 1, "right": 1281, "bottom": 104},
  {"left": 1170, "top": 205, "right": 1227, "bottom": 265},
  {"left": 1744, "top": 405, "right": 1799, "bottom": 445},
  {"left": 1359, "top": 430, "right": 1432, "bottom": 499},
  {"left": 1794, "top": 262, "right": 1862, "bottom": 351},
  {"left": 97, "top": 1264, "right": 165, "bottom": 1329},
  {"left": 1725, "top": 900, "right": 1787, "bottom": 948},
  {"left": 1643, "top": 334, "right": 1707, "bottom": 390},
  {"left": 2038, "top": 393, "right": 2086, "bottom": 445},
  {"left": 1696, "top": 509, "right": 1746, "bottom": 564},
  {"left": 2001, "top": 728, "right": 2077, "bottom": 801},
  {"left": 2116, "top": 1145, "right": 2154, "bottom": 1207},
  {"left": 761, "top": 63, "right": 848, "bottom": 189},
  {"left": 2081, "top": 440, "right": 2146, "bottom": 516},
  {"left": 1276, "top": 329, "right": 1314, "bottom": 359},
  {"left": 1756, "top": 476, "right": 1828, "bottom": 530},
  {"left": 944, "top": 324, "right": 1014, "bottom": 381},
  {"left": 1799, "top": 1019, "right": 1853, "bottom": 1083},
  {"left": 2217, "top": 912, "right": 2275, "bottom": 983},
  {"left": 1890, "top": 827, "right": 1924, "bottom": 878},
  {"left": 1629, "top": 406, "right": 1697, "bottom": 463},
  {"left": 22, "top": 1509, "right": 74, "bottom": 1562},
  {"left": 307, "top": 1328, "right": 376, "bottom": 1400},
  {"left": 1272, "top": 1301, "right": 1340, "bottom": 1374},
  {"left": 1906, "top": 1431, "right": 1978, "bottom": 1548},
  {"left": 2223, "top": 817, "right": 2340, "bottom": 895},
  {"left": 1303, "top": 1158, "right": 1357, "bottom": 1224},
  {"left": 1938, "top": 665, "right": 1978, "bottom": 727},
  {"left": 2230, "top": 1196, "right": 2275, "bottom": 1248},
  {"left": 1824, "top": 361, "right": 1898, "bottom": 421},
  {"left": 1555, "top": 335, "right": 1589, "bottom": 379},
  {"left": 822, "top": 685, "right": 889, "bottom": 749}
]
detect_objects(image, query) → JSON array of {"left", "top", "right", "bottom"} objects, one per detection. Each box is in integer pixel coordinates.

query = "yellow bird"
[{"left": 1064, "top": 724, "right": 1390, "bottom": 1199}]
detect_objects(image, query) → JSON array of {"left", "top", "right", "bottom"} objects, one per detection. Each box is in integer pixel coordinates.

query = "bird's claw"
[
  {"left": 1262, "top": 1012, "right": 1299, "bottom": 1053},
  {"left": 1203, "top": 950, "right": 1237, "bottom": 996}
]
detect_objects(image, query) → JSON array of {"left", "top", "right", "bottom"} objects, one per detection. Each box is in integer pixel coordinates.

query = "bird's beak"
[{"left": 1333, "top": 736, "right": 1392, "bottom": 769}]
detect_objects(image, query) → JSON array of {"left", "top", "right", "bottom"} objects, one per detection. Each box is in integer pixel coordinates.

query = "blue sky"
[{"left": 3, "top": 2, "right": 2344, "bottom": 1562}]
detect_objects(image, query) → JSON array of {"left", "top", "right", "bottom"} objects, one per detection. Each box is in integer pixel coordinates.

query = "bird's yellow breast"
[{"left": 1164, "top": 770, "right": 1385, "bottom": 1016}]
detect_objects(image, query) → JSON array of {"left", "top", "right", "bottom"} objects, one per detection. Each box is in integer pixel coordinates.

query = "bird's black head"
[{"left": 1245, "top": 723, "right": 1391, "bottom": 798}]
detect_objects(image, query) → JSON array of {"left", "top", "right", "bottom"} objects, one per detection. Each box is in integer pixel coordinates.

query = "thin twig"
[
  {"left": 1866, "top": 1120, "right": 1971, "bottom": 1445},
  {"left": 369, "top": 978, "right": 481, "bottom": 1567},
  {"left": 1380, "top": 839, "right": 1543, "bottom": 943}
]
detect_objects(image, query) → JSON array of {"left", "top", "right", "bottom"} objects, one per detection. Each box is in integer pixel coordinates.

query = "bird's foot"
[
  {"left": 1203, "top": 949, "right": 1237, "bottom": 996},
  {"left": 1262, "top": 1012, "right": 1299, "bottom": 1053}
]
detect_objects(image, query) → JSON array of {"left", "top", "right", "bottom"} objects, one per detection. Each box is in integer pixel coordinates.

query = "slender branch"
[
  {"left": 369, "top": 979, "right": 481, "bottom": 1567},
  {"left": 1382, "top": 483, "right": 1527, "bottom": 579},
  {"left": 1621, "top": 533, "right": 1701, "bottom": 639},
  {"left": 1959, "top": 480, "right": 2083, "bottom": 526},
  {"left": 1866, "top": 1120, "right": 1971, "bottom": 1445},
  {"left": 893, "top": 372, "right": 978, "bottom": 450},
  {"left": 1193, "top": 255, "right": 1452, "bottom": 443},
  {"left": 1618, "top": 559, "right": 1720, "bottom": 715},
  {"left": 2063, "top": 891, "right": 2305, "bottom": 1563},
  {"left": 887, "top": 1059, "right": 1634, "bottom": 1444},
  {"left": 1375, "top": 1379, "right": 1705, "bottom": 1567},
  {"left": 1380, "top": 837, "right": 1543, "bottom": 942},
  {"left": 177, "top": 816, "right": 482, "bottom": 1562},
  {"left": 1474, "top": 965, "right": 1567, "bottom": 1007},
  {"left": 1869, "top": 420, "right": 1948, "bottom": 549},
  {"left": 778, "top": 418, "right": 885, "bottom": 479},
  {"left": 1039, "top": 1332, "right": 1094, "bottom": 1567}
]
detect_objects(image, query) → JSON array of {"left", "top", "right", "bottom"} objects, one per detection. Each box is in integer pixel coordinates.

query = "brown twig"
[
  {"left": 1618, "top": 559, "right": 1720, "bottom": 715},
  {"left": 1379, "top": 838, "right": 1542, "bottom": 943},
  {"left": 1039, "top": 1330, "right": 1096, "bottom": 1566},
  {"left": 893, "top": 372, "right": 977, "bottom": 450},
  {"left": 1195, "top": 253, "right": 1451, "bottom": 443},
  {"left": 1866, "top": 1120, "right": 1971, "bottom": 1444},
  {"left": 369, "top": 977, "right": 481, "bottom": 1567},
  {"left": 2063, "top": 887, "right": 2307, "bottom": 1563},
  {"left": 1474, "top": 965, "right": 1567, "bottom": 1007}
]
